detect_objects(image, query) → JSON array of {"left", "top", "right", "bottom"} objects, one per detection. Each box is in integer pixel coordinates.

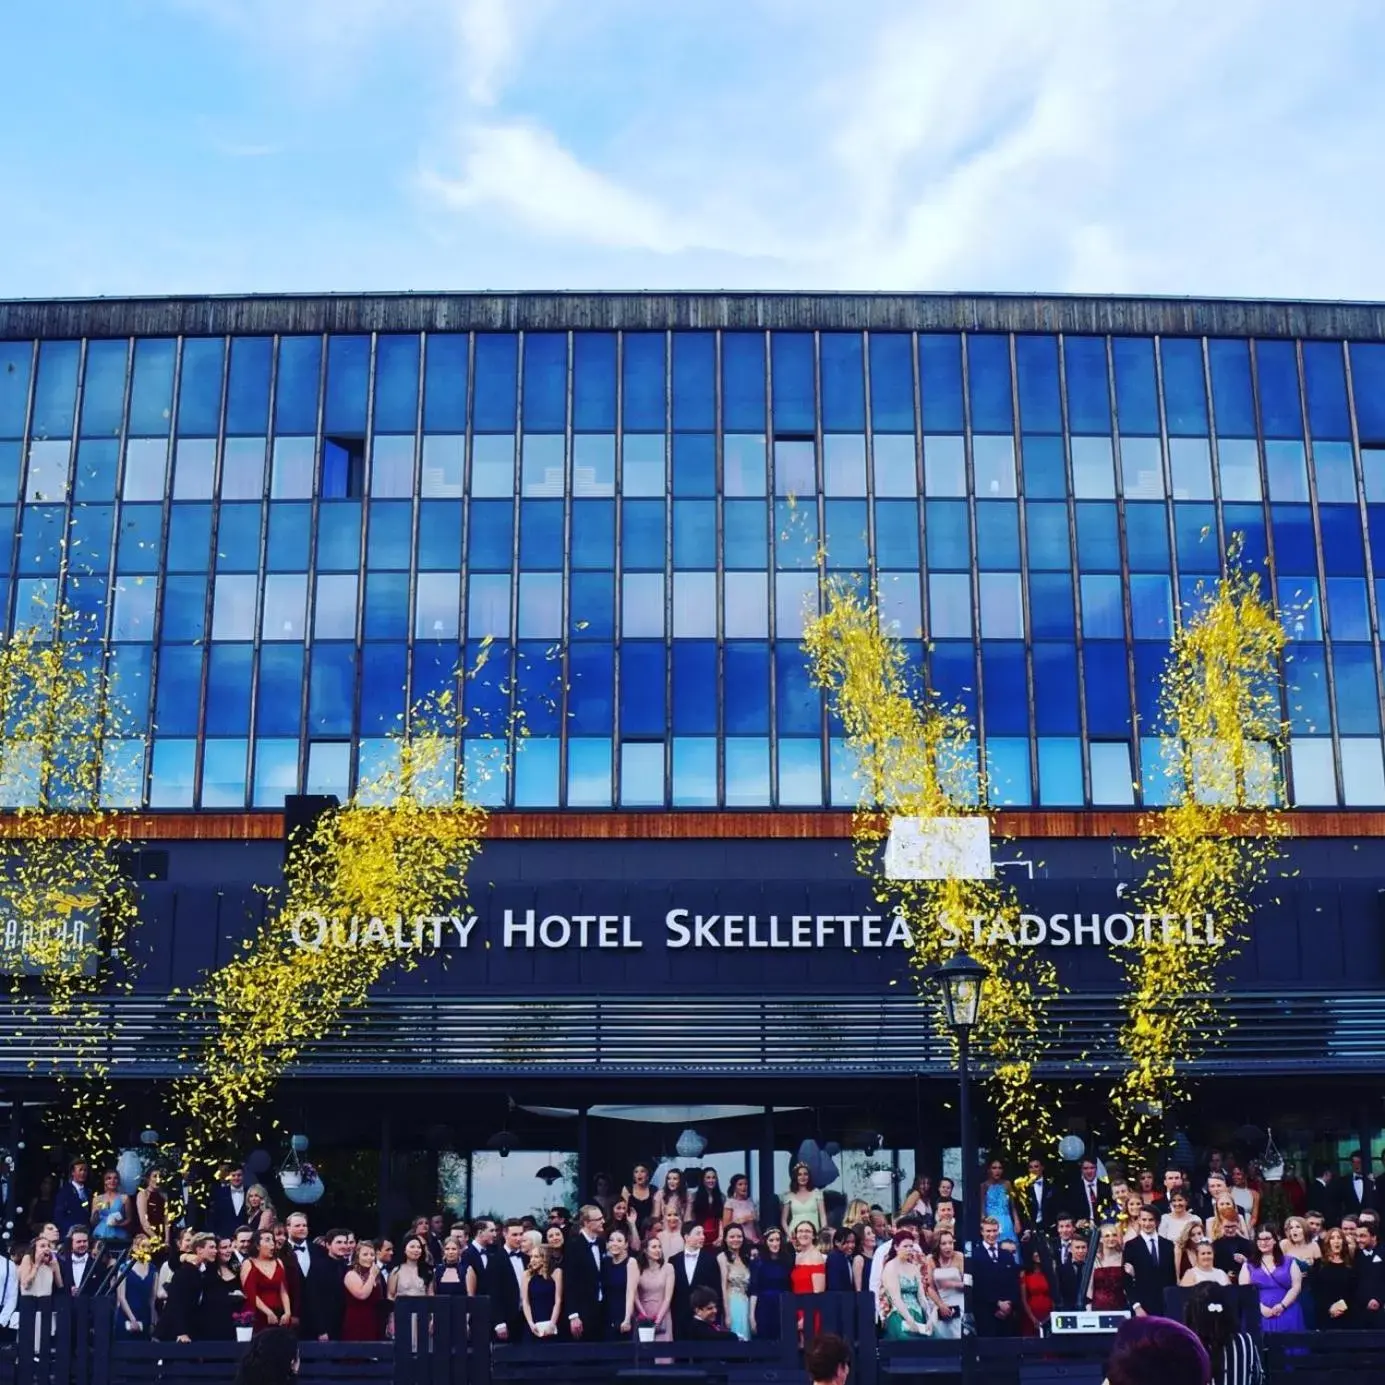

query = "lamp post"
[{"left": 935, "top": 951, "right": 986, "bottom": 1383}]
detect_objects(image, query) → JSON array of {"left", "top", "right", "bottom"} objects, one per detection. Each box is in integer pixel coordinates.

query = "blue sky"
[{"left": 3, "top": 0, "right": 1384, "bottom": 299}]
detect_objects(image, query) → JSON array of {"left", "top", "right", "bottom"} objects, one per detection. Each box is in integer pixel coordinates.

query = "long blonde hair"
[{"left": 246, "top": 1184, "right": 277, "bottom": 1223}]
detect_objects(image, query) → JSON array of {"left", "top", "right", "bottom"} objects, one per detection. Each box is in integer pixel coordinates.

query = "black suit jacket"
[
  {"left": 1354, "top": 1247, "right": 1385, "bottom": 1328},
  {"left": 154, "top": 1262, "right": 208, "bottom": 1340},
  {"left": 971, "top": 1245, "right": 1020, "bottom": 1334},
  {"left": 670, "top": 1250, "right": 723, "bottom": 1339},
  {"left": 210, "top": 1186, "right": 248, "bottom": 1241},
  {"left": 57, "top": 1253, "right": 102, "bottom": 1297},
  {"left": 1066, "top": 1179, "right": 1111, "bottom": 1223},
  {"left": 1054, "top": 1255, "right": 1083, "bottom": 1311},
  {"left": 280, "top": 1242, "right": 344, "bottom": 1339},
  {"left": 485, "top": 1247, "right": 526, "bottom": 1338},
  {"left": 1019, "top": 1179, "right": 1059, "bottom": 1234},
  {"left": 1123, "top": 1235, "right": 1177, "bottom": 1315},
  {"left": 1306, "top": 1178, "right": 1335, "bottom": 1220},
  {"left": 1335, "top": 1175, "right": 1376, "bottom": 1221},
  {"left": 53, "top": 1183, "right": 92, "bottom": 1237},
  {"left": 562, "top": 1232, "right": 606, "bottom": 1337}
]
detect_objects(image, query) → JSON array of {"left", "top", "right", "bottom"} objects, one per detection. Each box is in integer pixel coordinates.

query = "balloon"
[
  {"left": 1058, "top": 1134, "right": 1086, "bottom": 1163},
  {"left": 283, "top": 1178, "right": 324, "bottom": 1206},
  {"left": 291, "top": 1135, "right": 310, "bottom": 1153},
  {"left": 116, "top": 1150, "right": 145, "bottom": 1195},
  {"left": 814, "top": 1154, "right": 840, "bottom": 1188},
  {"left": 246, "top": 1149, "right": 272, "bottom": 1175},
  {"left": 823, "top": 1142, "right": 842, "bottom": 1158},
  {"left": 795, "top": 1139, "right": 820, "bottom": 1168}
]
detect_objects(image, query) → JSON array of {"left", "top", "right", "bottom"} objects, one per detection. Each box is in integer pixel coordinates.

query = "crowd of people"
[{"left": 3, "top": 1148, "right": 1384, "bottom": 1360}]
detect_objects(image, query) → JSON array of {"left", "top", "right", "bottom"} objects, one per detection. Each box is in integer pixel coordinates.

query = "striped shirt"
[{"left": 1213, "top": 1331, "right": 1264, "bottom": 1385}]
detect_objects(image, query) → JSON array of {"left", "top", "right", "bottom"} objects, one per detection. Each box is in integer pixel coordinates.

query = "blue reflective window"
[
  {"left": 1320, "top": 506, "right": 1365, "bottom": 575},
  {"left": 266, "top": 503, "right": 311, "bottom": 570},
  {"left": 975, "top": 501, "right": 1019, "bottom": 568},
  {"left": 673, "top": 433, "right": 715, "bottom": 496},
  {"left": 1256, "top": 340, "right": 1302, "bottom": 439},
  {"left": 177, "top": 339, "right": 223, "bottom": 437},
  {"left": 1035, "top": 573, "right": 1074, "bottom": 637},
  {"left": 463, "top": 639, "right": 511, "bottom": 731},
  {"left": 1351, "top": 343, "right": 1385, "bottom": 443},
  {"left": 519, "top": 499, "right": 564, "bottom": 569},
  {"left": 323, "top": 336, "right": 369, "bottom": 436},
  {"left": 360, "top": 644, "right": 407, "bottom": 733},
  {"left": 1223, "top": 503, "right": 1267, "bottom": 572},
  {"left": 925, "top": 500, "right": 970, "bottom": 568},
  {"left": 723, "top": 500, "right": 767, "bottom": 568},
  {"left": 516, "top": 642, "right": 560, "bottom": 734},
  {"left": 1022, "top": 436, "right": 1067, "bottom": 497},
  {"left": 672, "top": 641, "right": 717, "bottom": 734},
  {"left": 672, "top": 332, "right": 715, "bottom": 431},
  {"left": 1217, "top": 437, "right": 1262, "bottom": 501},
  {"left": 778, "top": 737, "right": 823, "bottom": 806},
  {"left": 928, "top": 642, "right": 976, "bottom": 720},
  {"left": 512, "top": 738, "right": 558, "bottom": 807},
  {"left": 875, "top": 500, "right": 919, "bottom": 567},
  {"left": 824, "top": 499, "right": 868, "bottom": 571},
  {"left": 79, "top": 340, "right": 127, "bottom": 438},
  {"left": 1271, "top": 504, "right": 1316, "bottom": 572},
  {"left": 919, "top": 334, "right": 964, "bottom": 432},
  {"left": 982, "top": 642, "right": 1027, "bottom": 733},
  {"left": 869, "top": 333, "right": 914, "bottom": 432},
  {"left": 974, "top": 435, "right": 1016, "bottom": 497},
  {"left": 1133, "top": 642, "right": 1167, "bottom": 730},
  {"left": 128, "top": 339, "right": 175, "bottom": 436},
  {"left": 924, "top": 435, "right": 966, "bottom": 495},
  {"left": 723, "top": 333, "right": 765, "bottom": 432},
  {"left": 1208, "top": 338, "right": 1255, "bottom": 436},
  {"left": 32, "top": 341, "right": 80, "bottom": 439},
  {"left": 573, "top": 332, "right": 616, "bottom": 431},
  {"left": 109, "top": 642, "right": 152, "bottom": 729},
  {"left": 820, "top": 333, "right": 865, "bottom": 431},
  {"left": 118, "top": 504, "right": 164, "bottom": 574},
  {"left": 1370, "top": 509, "right": 1385, "bottom": 570},
  {"left": 1303, "top": 341, "right": 1350, "bottom": 439},
  {"left": 0, "top": 342, "right": 32, "bottom": 437},
  {"left": 155, "top": 646, "right": 203, "bottom": 735},
  {"left": 1072, "top": 437, "right": 1116, "bottom": 498},
  {"left": 1016, "top": 336, "right": 1060, "bottom": 433},
  {"left": 1084, "top": 643, "right": 1131, "bottom": 733},
  {"left": 1113, "top": 337, "right": 1158, "bottom": 434},
  {"left": 1130, "top": 574, "right": 1173, "bottom": 639},
  {"left": 1170, "top": 437, "right": 1213, "bottom": 500},
  {"left": 987, "top": 736, "right": 1031, "bottom": 805},
  {"left": 1333, "top": 644, "right": 1381, "bottom": 733},
  {"left": 374, "top": 335, "right": 420, "bottom": 433},
  {"left": 66, "top": 503, "right": 112, "bottom": 573},
  {"left": 1160, "top": 338, "right": 1208, "bottom": 435},
  {"left": 1174, "top": 503, "right": 1219, "bottom": 572},
  {"left": 422, "top": 334, "right": 468, "bottom": 433},
  {"left": 564, "top": 737, "right": 610, "bottom": 807},
  {"left": 522, "top": 333, "right": 566, "bottom": 432},
  {"left": 1281, "top": 575, "right": 1321, "bottom": 639},
  {"left": 673, "top": 499, "right": 715, "bottom": 568},
  {"left": 365, "top": 500, "right": 411, "bottom": 569},
  {"left": 1081, "top": 574, "right": 1124, "bottom": 638},
  {"left": 473, "top": 334, "right": 519, "bottom": 432},
  {"left": 620, "top": 642, "right": 666, "bottom": 737},
  {"left": 724, "top": 434, "right": 767, "bottom": 497},
  {"left": 363, "top": 573, "right": 408, "bottom": 638},
  {"left": 569, "top": 644, "right": 614, "bottom": 733},
  {"left": 166, "top": 503, "right": 211, "bottom": 571},
  {"left": 1064, "top": 337, "right": 1110, "bottom": 434},
  {"left": 467, "top": 574, "right": 510, "bottom": 636},
  {"left": 160, "top": 575, "right": 205, "bottom": 641},
  {"left": 410, "top": 641, "right": 457, "bottom": 708},
  {"left": 569, "top": 499, "right": 613, "bottom": 570},
  {"left": 724, "top": 642, "right": 770, "bottom": 733},
  {"left": 1313, "top": 441, "right": 1358, "bottom": 504},
  {"left": 622, "top": 333, "right": 665, "bottom": 431},
  {"left": 1090, "top": 741, "right": 1135, "bottom": 804},
  {"left": 1125, "top": 503, "right": 1171, "bottom": 571},
  {"left": 570, "top": 571, "right": 614, "bottom": 639},
  {"left": 1025, "top": 502, "right": 1070, "bottom": 570},
  {"left": 771, "top": 333, "right": 815, "bottom": 435},
  {"left": 1286, "top": 646, "right": 1329, "bottom": 734},
  {"left": 1076, "top": 501, "right": 1120, "bottom": 571},
  {"left": 417, "top": 501, "right": 462, "bottom": 569},
  {"left": 276, "top": 336, "right": 322, "bottom": 434},
  {"left": 825, "top": 434, "right": 866, "bottom": 496},
  {"left": 205, "top": 644, "right": 253, "bottom": 734},
  {"left": 1265, "top": 439, "right": 1309, "bottom": 501},
  {"left": 225, "top": 337, "right": 271, "bottom": 435},
  {"left": 255, "top": 645, "right": 303, "bottom": 734},
  {"left": 308, "top": 644, "right": 356, "bottom": 734},
  {"left": 416, "top": 572, "right": 460, "bottom": 639},
  {"left": 201, "top": 739, "right": 249, "bottom": 808},
  {"left": 1328, "top": 576, "right": 1371, "bottom": 641},
  {"left": 967, "top": 335, "right": 1012, "bottom": 433},
  {"left": 672, "top": 737, "right": 716, "bottom": 805},
  {"left": 621, "top": 499, "right": 665, "bottom": 570},
  {"left": 315, "top": 502, "right": 361, "bottom": 571},
  {"left": 726, "top": 737, "right": 769, "bottom": 806},
  {"left": 774, "top": 498, "right": 817, "bottom": 569},
  {"left": 1038, "top": 737, "right": 1082, "bottom": 804},
  {"left": 19, "top": 506, "right": 64, "bottom": 574},
  {"left": 66, "top": 574, "right": 108, "bottom": 629}
]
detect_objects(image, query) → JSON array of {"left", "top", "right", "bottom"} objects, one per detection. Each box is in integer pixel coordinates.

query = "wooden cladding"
[{"left": 3, "top": 809, "right": 1385, "bottom": 841}]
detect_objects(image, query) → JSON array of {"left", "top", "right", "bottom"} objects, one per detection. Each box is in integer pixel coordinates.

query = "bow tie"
[{"left": 509, "top": 1250, "right": 524, "bottom": 1259}]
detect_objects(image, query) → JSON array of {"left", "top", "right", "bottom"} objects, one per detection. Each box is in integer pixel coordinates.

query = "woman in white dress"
[
  {"left": 925, "top": 1229, "right": 965, "bottom": 1339},
  {"left": 1180, "top": 1239, "right": 1232, "bottom": 1288}
]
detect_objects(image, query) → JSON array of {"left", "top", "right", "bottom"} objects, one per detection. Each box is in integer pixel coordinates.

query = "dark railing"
[
  {"left": 2, "top": 990, "right": 1383, "bottom": 1077},
  {"left": 4, "top": 1293, "right": 1385, "bottom": 1385}
]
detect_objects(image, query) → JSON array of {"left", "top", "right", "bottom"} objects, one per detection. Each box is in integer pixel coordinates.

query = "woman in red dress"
[
  {"left": 342, "top": 1241, "right": 387, "bottom": 1341},
  {"left": 1087, "top": 1224, "right": 1129, "bottom": 1312},
  {"left": 789, "top": 1220, "right": 826, "bottom": 1342},
  {"left": 240, "top": 1230, "right": 290, "bottom": 1334},
  {"left": 1018, "top": 1244, "right": 1054, "bottom": 1336},
  {"left": 691, "top": 1169, "right": 725, "bottom": 1246}
]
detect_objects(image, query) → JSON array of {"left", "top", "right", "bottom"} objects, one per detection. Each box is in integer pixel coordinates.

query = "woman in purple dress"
[{"left": 1239, "top": 1224, "right": 1304, "bottom": 1333}]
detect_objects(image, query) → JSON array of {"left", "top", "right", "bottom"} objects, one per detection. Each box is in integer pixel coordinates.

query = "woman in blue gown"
[{"left": 749, "top": 1228, "right": 793, "bottom": 1339}]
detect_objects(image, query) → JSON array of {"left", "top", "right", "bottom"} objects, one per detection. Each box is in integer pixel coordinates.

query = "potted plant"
[
  {"left": 233, "top": 1310, "right": 254, "bottom": 1342},
  {"left": 862, "top": 1158, "right": 896, "bottom": 1192}
]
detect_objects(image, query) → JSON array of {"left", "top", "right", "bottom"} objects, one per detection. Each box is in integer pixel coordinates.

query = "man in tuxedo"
[
  {"left": 281, "top": 1213, "right": 346, "bottom": 1340},
  {"left": 1123, "top": 1208, "right": 1177, "bottom": 1318},
  {"left": 1050, "top": 1215, "right": 1079, "bottom": 1292},
  {"left": 564, "top": 1204, "right": 607, "bottom": 1339},
  {"left": 59, "top": 1227, "right": 102, "bottom": 1297},
  {"left": 685, "top": 1286, "right": 734, "bottom": 1339},
  {"left": 1055, "top": 1235, "right": 1087, "bottom": 1310},
  {"left": 1150, "top": 1168, "right": 1185, "bottom": 1219},
  {"left": 463, "top": 1219, "right": 497, "bottom": 1298},
  {"left": 210, "top": 1166, "right": 248, "bottom": 1241},
  {"left": 484, "top": 1220, "right": 527, "bottom": 1342},
  {"left": 1355, "top": 1221, "right": 1384, "bottom": 1329},
  {"left": 53, "top": 1161, "right": 92, "bottom": 1236},
  {"left": 1307, "top": 1162, "right": 1335, "bottom": 1222},
  {"left": 1335, "top": 1152, "right": 1376, "bottom": 1224},
  {"left": 1068, "top": 1159, "right": 1110, "bottom": 1226},
  {"left": 671, "top": 1224, "right": 724, "bottom": 1339},
  {"left": 154, "top": 1234, "right": 217, "bottom": 1342},
  {"left": 1020, "top": 1157, "right": 1058, "bottom": 1237},
  {"left": 170, "top": 1169, "right": 204, "bottom": 1236},
  {"left": 1193, "top": 1173, "right": 1228, "bottom": 1224},
  {"left": 971, "top": 1216, "right": 1020, "bottom": 1337}
]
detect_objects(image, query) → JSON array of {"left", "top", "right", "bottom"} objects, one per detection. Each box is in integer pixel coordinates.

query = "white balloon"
[
  {"left": 1058, "top": 1134, "right": 1086, "bottom": 1163},
  {"left": 116, "top": 1150, "right": 145, "bottom": 1195}
]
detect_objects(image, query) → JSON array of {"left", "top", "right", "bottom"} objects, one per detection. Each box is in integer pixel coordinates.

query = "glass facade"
[{"left": 2, "top": 319, "right": 1384, "bottom": 810}]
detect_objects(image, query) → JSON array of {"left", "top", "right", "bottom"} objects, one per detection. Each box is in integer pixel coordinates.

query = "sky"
[{"left": 3, "top": 0, "right": 1384, "bottom": 301}]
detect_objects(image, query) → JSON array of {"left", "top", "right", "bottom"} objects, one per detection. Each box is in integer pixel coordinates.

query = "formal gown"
[
  {"left": 601, "top": 1257, "right": 633, "bottom": 1334},
  {"left": 791, "top": 1262, "right": 823, "bottom": 1337},
  {"left": 199, "top": 1270, "right": 237, "bottom": 1341},
  {"left": 635, "top": 1263, "right": 672, "bottom": 1340},
  {"left": 242, "top": 1259, "right": 288, "bottom": 1334},
  {"left": 984, "top": 1185, "right": 1017, "bottom": 1243},
  {"left": 931, "top": 1260, "right": 965, "bottom": 1338},
  {"left": 525, "top": 1274, "right": 558, "bottom": 1338},
  {"left": 119, "top": 1264, "right": 155, "bottom": 1334},
  {"left": 1288, "top": 1256, "right": 1315, "bottom": 1329},
  {"left": 341, "top": 1276, "right": 386, "bottom": 1341},
  {"left": 883, "top": 1267, "right": 928, "bottom": 1339},
  {"left": 724, "top": 1259, "right": 751, "bottom": 1340},
  {"left": 784, "top": 1193, "right": 822, "bottom": 1233},
  {"left": 1249, "top": 1260, "right": 1303, "bottom": 1332},
  {"left": 93, "top": 1196, "right": 130, "bottom": 1249},
  {"left": 628, "top": 1190, "right": 655, "bottom": 1235},
  {"left": 750, "top": 1257, "right": 791, "bottom": 1339},
  {"left": 1020, "top": 1268, "right": 1053, "bottom": 1336},
  {"left": 1311, "top": 1260, "right": 1354, "bottom": 1329},
  {"left": 724, "top": 1197, "right": 758, "bottom": 1243},
  {"left": 433, "top": 1265, "right": 466, "bottom": 1297},
  {"left": 1089, "top": 1265, "right": 1127, "bottom": 1311}
]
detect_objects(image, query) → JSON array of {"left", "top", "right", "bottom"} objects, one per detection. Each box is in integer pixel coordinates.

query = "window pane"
[
  {"left": 774, "top": 572, "right": 816, "bottom": 638},
  {"left": 572, "top": 332, "right": 616, "bottom": 431},
  {"left": 1120, "top": 437, "right": 1164, "bottom": 499},
  {"left": 212, "top": 574, "right": 258, "bottom": 640},
  {"left": 673, "top": 571, "right": 715, "bottom": 636},
  {"left": 622, "top": 434, "right": 664, "bottom": 496},
  {"left": 220, "top": 437, "right": 266, "bottom": 499},
  {"left": 869, "top": 333, "right": 914, "bottom": 432},
  {"left": 1256, "top": 340, "right": 1302, "bottom": 439},
  {"left": 370, "top": 435, "right": 415, "bottom": 496},
  {"left": 0, "top": 342, "right": 33, "bottom": 438},
  {"left": 1217, "top": 438, "right": 1261, "bottom": 501},
  {"left": 1113, "top": 338, "right": 1158, "bottom": 434},
  {"left": 1090, "top": 742, "right": 1135, "bottom": 804},
  {"left": 673, "top": 433, "right": 715, "bottom": 497},
  {"left": 771, "top": 333, "right": 815, "bottom": 434},
  {"left": 1209, "top": 339, "right": 1255, "bottom": 436},
  {"left": 178, "top": 338, "right": 224, "bottom": 437},
  {"left": 1071, "top": 436, "right": 1114, "bottom": 498},
  {"left": 1303, "top": 341, "right": 1350, "bottom": 440},
  {"left": 567, "top": 738, "right": 612, "bottom": 807},
  {"left": 30, "top": 342, "right": 78, "bottom": 440},
  {"left": 622, "top": 332, "right": 665, "bottom": 432},
  {"left": 1081, "top": 574, "right": 1124, "bottom": 638},
  {"left": 987, "top": 737, "right": 1031, "bottom": 806},
  {"left": 919, "top": 334, "right": 963, "bottom": 432},
  {"left": 128, "top": 338, "right": 176, "bottom": 436},
  {"left": 270, "top": 437, "right": 315, "bottom": 499},
  {"left": 468, "top": 575, "right": 510, "bottom": 636},
  {"left": 1290, "top": 738, "right": 1336, "bottom": 805},
  {"left": 1130, "top": 574, "right": 1173, "bottom": 639},
  {"left": 722, "top": 332, "right": 765, "bottom": 432},
  {"left": 471, "top": 433, "right": 516, "bottom": 497},
  {"left": 1022, "top": 435, "right": 1067, "bottom": 498},
  {"left": 1160, "top": 338, "right": 1208, "bottom": 435},
  {"left": 225, "top": 337, "right": 271, "bottom": 435},
  {"left": 877, "top": 572, "right": 921, "bottom": 636},
  {"left": 923, "top": 435, "right": 965, "bottom": 496},
  {"left": 149, "top": 740, "right": 196, "bottom": 808},
  {"left": 929, "top": 573, "right": 972, "bottom": 638},
  {"left": 275, "top": 335, "right": 322, "bottom": 434},
  {"left": 872, "top": 435, "right": 916, "bottom": 497},
  {"left": 820, "top": 333, "right": 864, "bottom": 431},
  {"left": 823, "top": 435, "right": 866, "bottom": 496},
  {"left": 1266, "top": 440, "right": 1309, "bottom": 501},
  {"left": 1169, "top": 437, "right": 1213, "bottom": 500},
  {"left": 25, "top": 439, "right": 70, "bottom": 501},
  {"left": 978, "top": 572, "right": 1022, "bottom": 637},
  {"left": 726, "top": 737, "right": 770, "bottom": 806},
  {"left": 672, "top": 737, "right": 717, "bottom": 806},
  {"left": 572, "top": 434, "right": 614, "bottom": 497},
  {"left": 80, "top": 339, "right": 128, "bottom": 438},
  {"left": 1016, "top": 335, "right": 1060, "bottom": 433},
  {"left": 1063, "top": 337, "right": 1110, "bottom": 434},
  {"left": 622, "top": 572, "right": 665, "bottom": 637},
  {"left": 672, "top": 332, "right": 715, "bottom": 431},
  {"left": 518, "top": 571, "right": 562, "bottom": 638},
  {"left": 1038, "top": 737, "right": 1083, "bottom": 805},
  {"left": 778, "top": 738, "right": 823, "bottom": 806},
  {"left": 262, "top": 573, "right": 306, "bottom": 640},
  {"left": 1341, "top": 738, "right": 1385, "bottom": 806},
  {"left": 1313, "top": 441, "right": 1358, "bottom": 504},
  {"left": 724, "top": 434, "right": 766, "bottom": 497},
  {"left": 112, "top": 577, "right": 157, "bottom": 641},
  {"left": 967, "top": 335, "right": 1011, "bottom": 433},
  {"left": 774, "top": 439, "right": 815, "bottom": 497}
]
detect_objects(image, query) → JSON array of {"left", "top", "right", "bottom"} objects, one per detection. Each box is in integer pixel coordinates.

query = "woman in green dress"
[{"left": 881, "top": 1230, "right": 933, "bottom": 1339}]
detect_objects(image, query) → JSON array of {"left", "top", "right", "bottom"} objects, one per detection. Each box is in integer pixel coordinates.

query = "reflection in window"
[
  {"left": 472, "top": 434, "right": 516, "bottom": 498},
  {"left": 220, "top": 437, "right": 266, "bottom": 500},
  {"left": 987, "top": 738, "right": 1031, "bottom": 806},
  {"left": 173, "top": 438, "right": 217, "bottom": 499},
  {"left": 823, "top": 435, "right": 866, "bottom": 496},
  {"left": 621, "top": 434, "right": 663, "bottom": 496},
  {"left": 1341, "top": 738, "right": 1385, "bottom": 805},
  {"left": 726, "top": 737, "right": 770, "bottom": 806},
  {"left": 416, "top": 572, "right": 460, "bottom": 639},
  {"left": 1129, "top": 574, "right": 1173, "bottom": 639},
  {"left": 774, "top": 440, "right": 815, "bottom": 497},
  {"left": 370, "top": 435, "right": 415, "bottom": 497},
  {"left": 468, "top": 574, "right": 511, "bottom": 637},
  {"left": 620, "top": 742, "right": 664, "bottom": 807},
  {"left": 121, "top": 438, "right": 167, "bottom": 501},
  {"left": 112, "top": 578, "right": 157, "bottom": 641},
  {"left": 872, "top": 435, "right": 916, "bottom": 496},
  {"left": 149, "top": 739, "right": 196, "bottom": 808},
  {"left": 1265, "top": 440, "right": 1309, "bottom": 502},
  {"left": 521, "top": 434, "right": 565, "bottom": 497},
  {"left": 313, "top": 574, "right": 356, "bottom": 638},
  {"left": 1216, "top": 438, "right": 1261, "bottom": 501},
  {"left": 212, "top": 574, "right": 258, "bottom": 640},
  {"left": 1063, "top": 337, "right": 1111, "bottom": 434},
  {"left": 1326, "top": 577, "right": 1371, "bottom": 642},
  {"left": 252, "top": 739, "right": 301, "bottom": 807},
  {"left": 1118, "top": 437, "right": 1164, "bottom": 499},
  {"left": 201, "top": 739, "right": 248, "bottom": 808},
  {"left": 270, "top": 437, "right": 315, "bottom": 499},
  {"left": 515, "top": 739, "right": 560, "bottom": 807},
  {"left": 25, "top": 440, "right": 70, "bottom": 502},
  {"left": 877, "top": 572, "right": 921, "bottom": 636},
  {"left": 1038, "top": 737, "right": 1083, "bottom": 804},
  {"left": 1081, "top": 575, "right": 1124, "bottom": 638},
  {"left": 923, "top": 435, "right": 966, "bottom": 496},
  {"left": 978, "top": 572, "right": 1023, "bottom": 638},
  {"left": 262, "top": 573, "right": 307, "bottom": 640},
  {"left": 774, "top": 572, "right": 816, "bottom": 638},
  {"left": 1313, "top": 441, "right": 1358, "bottom": 504},
  {"left": 1290, "top": 738, "right": 1336, "bottom": 806},
  {"left": 724, "top": 434, "right": 766, "bottom": 496},
  {"left": 1090, "top": 741, "right": 1135, "bottom": 805},
  {"left": 1071, "top": 436, "right": 1115, "bottom": 498},
  {"left": 673, "top": 571, "right": 716, "bottom": 637},
  {"left": 1169, "top": 437, "right": 1212, "bottom": 500},
  {"left": 421, "top": 435, "right": 464, "bottom": 497},
  {"left": 929, "top": 573, "right": 972, "bottom": 638},
  {"left": 573, "top": 434, "right": 615, "bottom": 496},
  {"left": 567, "top": 737, "right": 612, "bottom": 807},
  {"left": 1022, "top": 435, "right": 1067, "bottom": 497},
  {"left": 306, "top": 741, "right": 351, "bottom": 800},
  {"left": 518, "top": 572, "right": 562, "bottom": 638},
  {"left": 778, "top": 739, "right": 823, "bottom": 806},
  {"left": 622, "top": 572, "right": 664, "bottom": 637},
  {"left": 972, "top": 436, "right": 1016, "bottom": 497},
  {"left": 672, "top": 737, "right": 716, "bottom": 806}
]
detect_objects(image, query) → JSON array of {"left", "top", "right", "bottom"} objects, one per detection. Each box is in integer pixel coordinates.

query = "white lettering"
[
  {"left": 666, "top": 909, "right": 692, "bottom": 948},
  {"left": 504, "top": 909, "right": 534, "bottom": 948}
]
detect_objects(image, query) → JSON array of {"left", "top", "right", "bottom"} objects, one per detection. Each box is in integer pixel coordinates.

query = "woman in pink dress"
[
  {"left": 722, "top": 1174, "right": 759, "bottom": 1245},
  {"left": 634, "top": 1237, "right": 674, "bottom": 1341}
]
